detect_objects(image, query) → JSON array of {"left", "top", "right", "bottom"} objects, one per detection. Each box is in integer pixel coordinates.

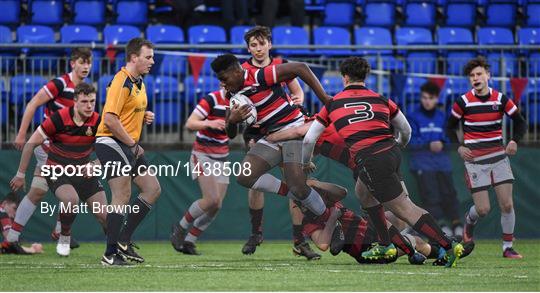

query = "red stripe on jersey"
[
  {"left": 470, "top": 146, "right": 505, "bottom": 157},
  {"left": 464, "top": 130, "right": 503, "bottom": 140},
  {"left": 44, "top": 73, "right": 76, "bottom": 118},
  {"left": 193, "top": 89, "right": 229, "bottom": 157},
  {"left": 316, "top": 124, "right": 356, "bottom": 169}
]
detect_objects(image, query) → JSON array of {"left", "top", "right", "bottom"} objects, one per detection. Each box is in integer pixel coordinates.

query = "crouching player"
[
  {"left": 9, "top": 83, "right": 107, "bottom": 257},
  {"left": 1, "top": 192, "right": 43, "bottom": 254},
  {"left": 171, "top": 88, "right": 230, "bottom": 255}
]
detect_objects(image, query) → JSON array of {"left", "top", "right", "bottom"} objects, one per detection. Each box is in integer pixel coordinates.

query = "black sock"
[
  {"left": 105, "top": 212, "right": 124, "bottom": 256},
  {"left": 365, "top": 205, "right": 390, "bottom": 246},
  {"left": 292, "top": 225, "right": 304, "bottom": 245},
  {"left": 59, "top": 212, "right": 76, "bottom": 236},
  {"left": 249, "top": 208, "right": 263, "bottom": 235},
  {"left": 412, "top": 214, "right": 452, "bottom": 250},
  {"left": 118, "top": 197, "right": 152, "bottom": 244},
  {"left": 388, "top": 225, "right": 414, "bottom": 256},
  {"left": 428, "top": 242, "right": 441, "bottom": 259}
]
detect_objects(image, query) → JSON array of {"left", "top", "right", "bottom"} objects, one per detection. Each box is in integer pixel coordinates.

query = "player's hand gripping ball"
[{"left": 229, "top": 93, "right": 257, "bottom": 125}]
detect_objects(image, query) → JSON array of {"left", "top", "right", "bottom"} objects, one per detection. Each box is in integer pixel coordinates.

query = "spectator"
[{"left": 407, "top": 81, "right": 464, "bottom": 237}]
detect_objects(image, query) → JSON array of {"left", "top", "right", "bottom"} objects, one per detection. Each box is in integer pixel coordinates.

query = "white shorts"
[
  {"left": 464, "top": 157, "right": 514, "bottom": 193},
  {"left": 190, "top": 152, "right": 229, "bottom": 184},
  {"left": 33, "top": 140, "right": 50, "bottom": 169}
]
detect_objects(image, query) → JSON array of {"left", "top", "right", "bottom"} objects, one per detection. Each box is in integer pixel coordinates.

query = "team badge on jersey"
[{"left": 86, "top": 127, "right": 93, "bottom": 136}]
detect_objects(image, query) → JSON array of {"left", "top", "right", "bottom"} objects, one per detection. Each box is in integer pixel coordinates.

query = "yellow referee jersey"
[{"left": 96, "top": 67, "right": 148, "bottom": 142}]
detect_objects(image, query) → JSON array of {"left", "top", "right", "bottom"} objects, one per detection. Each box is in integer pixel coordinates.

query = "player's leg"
[
  {"left": 102, "top": 175, "right": 132, "bottom": 263},
  {"left": 53, "top": 183, "right": 80, "bottom": 257},
  {"left": 416, "top": 171, "right": 451, "bottom": 236},
  {"left": 494, "top": 183, "right": 521, "bottom": 258},
  {"left": 242, "top": 189, "right": 265, "bottom": 255},
  {"left": 236, "top": 143, "right": 281, "bottom": 193},
  {"left": 85, "top": 191, "right": 108, "bottom": 232},
  {"left": 462, "top": 161, "right": 492, "bottom": 242},
  {"left": 182, "top": 175, "right": 228, "bottom": 255},
  {"left": 355, "top": 179, "right": 393, "bottom": 249},
  {"left": 290, "top": 200, "right": 321, "bottom": 260}
]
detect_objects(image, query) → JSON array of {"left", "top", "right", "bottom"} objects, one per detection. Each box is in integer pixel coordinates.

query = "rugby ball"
[{"left": 229, "top": 93, "right": 257, "bottom": 125}]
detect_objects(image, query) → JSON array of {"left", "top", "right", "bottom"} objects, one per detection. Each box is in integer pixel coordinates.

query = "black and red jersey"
[
  {"left": 192, "top": 89, "right": 229, "bottom": 158},
  {"left": 303, "top": 201, "right": 371, "bottom": 259},
  {"left": 316, "top": 85, "right": 399, "bottom": 161},
  {"left": 236, "top": 60, "right": 303, "bottom": 133},
  {"left": 316, "top": 124, "right": 356, "bottom": 170},
  {"left": 39, "top": 107, "right": 100, "bottom": 166},
  {"left": 0, "top": 202, "right": 12, "bottom": 235},
  {"left": 42, "top": 72, "right": 77, "bottom": 119},
  {"left": 451, "top": 88, "right": 517, "bottom": 163}
]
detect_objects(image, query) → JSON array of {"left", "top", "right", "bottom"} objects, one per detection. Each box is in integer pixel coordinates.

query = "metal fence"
[{"left": 1, "top": 44, "right": 539, "bottom": 147}]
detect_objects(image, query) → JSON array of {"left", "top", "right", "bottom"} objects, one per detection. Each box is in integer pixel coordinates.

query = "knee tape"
[{"left": 31, "top": 177, "right": 49, "bottom": 192}]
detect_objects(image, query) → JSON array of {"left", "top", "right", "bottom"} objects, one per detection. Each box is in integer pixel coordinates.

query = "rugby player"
[
  {"left": 1, "top": 192, "right": 43, "bottom": 254},
  {"left": 447, "top": 57, "right": 526, "bottom": 258}
]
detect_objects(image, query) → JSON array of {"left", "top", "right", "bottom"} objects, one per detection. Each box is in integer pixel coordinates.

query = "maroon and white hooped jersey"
[{"left": 192, "top": 89, "right": 229, "bottom": 159}]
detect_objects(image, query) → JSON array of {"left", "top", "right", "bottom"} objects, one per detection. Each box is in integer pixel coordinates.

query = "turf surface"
[{"left": 0, "top": 240, "right": 538, "bottom": 291}]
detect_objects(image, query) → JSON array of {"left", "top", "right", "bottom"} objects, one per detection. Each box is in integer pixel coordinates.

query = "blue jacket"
[{"left": 407, "top": 105, "right": 453, "bottom": 172}]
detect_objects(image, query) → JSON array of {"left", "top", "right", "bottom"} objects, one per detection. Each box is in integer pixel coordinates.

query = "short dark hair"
[
  {"left": 244, "top": 26, "right": 272, "bottom": 45},
  {"left": 463, "top": 56, "right": 490, "bottom": 76},
  {"left": 211, "top": 54, "right": 240, "bottom": 74},
  {"left": 339, "top": 57, "right": 370, "bottom": 82},
  {"left": 125, "top": 37, "right": 154, "bottom": 63},
  {"left": 74, "top": 82, "right": 96, "bottom": 98},
  {"left": 70, "top": 47, "right": 92, "bottom": 62},
  {"left": 420, "top": 81, "right": 440, "bottom": 96},
  {"left": 2, "top": 192, "right": 20, "bottom": 205}
]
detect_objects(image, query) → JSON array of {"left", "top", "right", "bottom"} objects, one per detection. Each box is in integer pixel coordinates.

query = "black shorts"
[
  {"left": 46, "top": 175, "right": 104, "bottom": 202},
  {"left": 355, "top": 145, "right": 404, "bottom": 203},
  {"left": 95, "top": 136, "right": 149, "bottom": 180}
]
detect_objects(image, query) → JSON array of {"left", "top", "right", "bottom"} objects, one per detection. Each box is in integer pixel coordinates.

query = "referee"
[{"left": 95, "top": 38, "right": 160, "bottom": 266}]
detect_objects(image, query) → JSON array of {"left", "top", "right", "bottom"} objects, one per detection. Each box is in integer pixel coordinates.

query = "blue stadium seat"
[
  {"left": 157, "top": 55, "right": 187, "bottom": 77},
  {"left": 61, "top": 25, "right": 99, "bottom": 43},
  {"left": 17, "top": 25, "right": 55, "bottom": 47},
  {"left": 437, "top": 27, "right": 475, "bottom": 75},
  {"left": 518, "top": 27, "right": 540, "bottom": 56},
  {"left": 396, "top": 27, "right": 435, "bottom": 73},
  {"left": 98, "top": 74, "right": 114, "bottom": 104},
  {"left": 313, "top": 26, "right": 352, "bottom": 56},
  {"left": 405, "top": 2, "right": 436, "bottom": 28},
  {"left": 486, "top": 2, "right": 516, "bottom": 27},
  {"left": 103, "top": 25, "right": 141, "bottom": 44},
  {"left": 10, "top": 75, "right": 48, "bottom": 104},
  {"left": 0, "top": 25, "right": 16, "bottom": 70},
  {"left": 230, "top": 26, "right": 251, "bottom": 53},
  {"left": 355, "top": 27, "right": 393, "bottom": 55},
  {"left": 404, "top": 77, "right": 428, "bottom": 95},
  {"left": 154, "top": 101, "right": 182, "bottom": 126},
  {"left": 526, "top": 4, "right": 540, "bottom": 27},
  {"left": 323, "top": 2, "right": 355, "bottom": 27},
  {"left": 321, "top": 75, "right": 342, "bottom": 96},
  {"left": 364, "top": 2, "right": 395, "bottom": 28},
  {"left": 146, "top": 25, "right": 184, "bottom": 44},
  {"left": 153, "top": 75, "right": 178, "bottom": 101},
  {"left": 445, "top": 2, "right": 476, "bottom": 27},
  {"left": 73, "top": 0, "right": 106, "bottom": 25},
  {"left": 116, "top": 0, "right": 147, "bottom": 25},
  {"left": 528, "top": 53, "right": 540, "bottom": 75},
  {"left": 0, "top": 0, "right": 19, "bottom": 25},
  {"left": 478, "top": 27, "right": 516, "bottom": 76},
  {"left": 17, "top": 25, "right": 59, "bottom": 70},
  {"left": 31, "top": 0, "right": 63, "bottom": 26},
  {"left": 183, "top": 75, "right": 220, "bottom": 105},
  {"left": 188, "top": 25, "right": 227, "bottom": 44},
  {"left": 272, "top": 26, "right": 310, "bottom": 56}
]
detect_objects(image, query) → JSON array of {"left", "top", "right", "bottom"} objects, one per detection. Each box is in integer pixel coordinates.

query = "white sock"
[
  {"left": 6, "top": 196, "right": 37, "bottom": 242},
  {"left": 55, "top": 219, "right": 61, "bottom": 233},
  {"left": 185, "top": 213, "right": 216, "bottom": 243},
  {"left": 501, "top": 209, "right": 515, "bottom": 250},
  {"left": 251, "top": 174, "right": 282, "bottom": 194},
  {"left": 467, "top": 205, "right": 479, "bottom": 224},
  {"left": 300, "top": 188, "right": 326, "bottom": 216},
  {"left": 180, "top": 201, "right": 205, "bottom": 230}
]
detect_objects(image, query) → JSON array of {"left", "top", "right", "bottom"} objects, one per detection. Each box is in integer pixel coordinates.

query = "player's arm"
[
  {"left": 14, "top": 88, "right": 52, "bottom": 150},
  {"left": 302, "top": 120, "right": 326, "bottom": 167},
  {"left": 502, "top": 95, "right": 527, "bottom": 155},
  {"left": 267, "top": 121, "right": 313, "bottom": 142},
  {"left": 310, "top": 207, "right": 341, "bottom": 251},
  {"left": 274, "top": 62, "right": 331, "bottom": 104},
  {"left": 287, "top": 78, "right": 304, "bottom": 105},
  {"left": 102, "top": 77, "right": 138, "bottom": 147},
  {"left": 225, "top": 103, "right": 251, "bottom": 139},
  {"left": 10, "top": 128, "right": 46, "bottom": 191},
  {"left": 185, "top": 97, "right": 225, "bottom": 132},
  {"left": 446, "top": 98, "right": 474, "bottom": 161},
  {"left": 390, "top": 111, "right": 411, "bottom": 147}
]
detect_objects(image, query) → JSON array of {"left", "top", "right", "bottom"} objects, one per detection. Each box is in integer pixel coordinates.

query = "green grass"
[{"left": 0, "top": 240, "right": 538, "bottom": 291}]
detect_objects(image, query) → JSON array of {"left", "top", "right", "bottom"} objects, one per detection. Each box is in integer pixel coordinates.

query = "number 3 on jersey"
[{"left": 345, "top": 102, "right": 374, "bottom": 124}]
